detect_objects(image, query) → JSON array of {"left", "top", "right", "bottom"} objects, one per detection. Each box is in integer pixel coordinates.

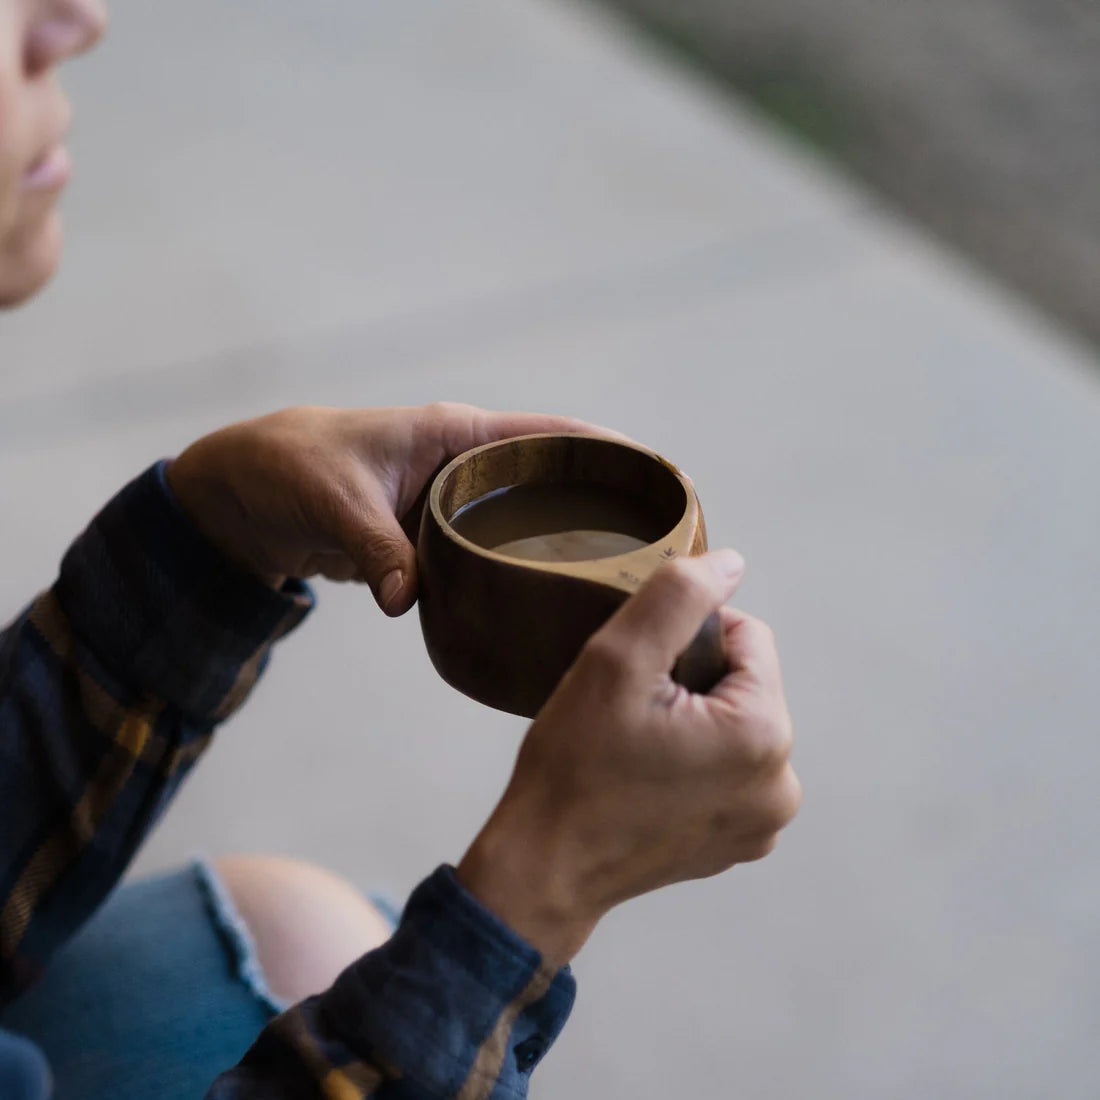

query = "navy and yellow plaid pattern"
[
  {"left": 1, "top": 463, "right": 574, "bottom": 1098},
  {"left": 1, "top": 463, "right": 312, "bottom": 1001},
  {"left": 212, "top": 868, "right": 575, "bottom": 1099}
]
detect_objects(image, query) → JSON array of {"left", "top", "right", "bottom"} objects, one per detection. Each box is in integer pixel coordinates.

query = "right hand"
[{"left": 458, "top": 550, "right": 801, "bottom": 967}]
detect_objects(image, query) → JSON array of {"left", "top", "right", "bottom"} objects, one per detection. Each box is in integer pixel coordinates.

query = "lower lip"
[{"left": 23, "top": 145, "right": 72, "bottom": 192}]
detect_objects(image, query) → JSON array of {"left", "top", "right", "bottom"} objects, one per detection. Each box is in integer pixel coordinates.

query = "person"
[{"left": 0, "top": 1, "right": 802, "bottom": 1097}]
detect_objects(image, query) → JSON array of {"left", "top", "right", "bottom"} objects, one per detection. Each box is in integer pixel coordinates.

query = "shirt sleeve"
[
  {"left": 0, "top": 462, "right": 313, "bottom": 1003},
  {"left": 207, "top": 865, "right": 576, "bottom": 1100}
]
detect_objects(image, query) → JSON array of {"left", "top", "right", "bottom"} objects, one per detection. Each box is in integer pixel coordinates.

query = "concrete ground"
[
  {"left": 597, "top": 0, "right": 1100, "bottom": 348},
  {"left": 2, "top": 1, "right": 1098, "bottom": 1097}
]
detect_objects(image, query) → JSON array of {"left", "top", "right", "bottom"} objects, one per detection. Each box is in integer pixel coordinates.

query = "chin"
[{"left": 0, "top": 209, "right": 64, "bottom": 308}]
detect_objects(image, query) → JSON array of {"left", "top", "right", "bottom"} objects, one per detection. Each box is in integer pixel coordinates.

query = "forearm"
[
  {"left": 0, "top": 464, "right": 312, "bottom": 1003},
  {"left": 456, "top": 798, "right": 603, "bottom": 971},
  {"left": 0, "top": 593, "right": 190, "bottom": 1001}
]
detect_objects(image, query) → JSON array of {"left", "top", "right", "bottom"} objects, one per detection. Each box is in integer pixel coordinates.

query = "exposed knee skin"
[{"left": 214, "top": 854, "right": 394, "bottom": 1006}]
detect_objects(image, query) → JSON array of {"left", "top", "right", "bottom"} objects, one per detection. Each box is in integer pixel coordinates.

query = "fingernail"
[
  {"left": 709, "top": 549, "right": 745, "bottom": 579},
  {"left": 380, "top": 569, "right": 405, "bottom": 609}
]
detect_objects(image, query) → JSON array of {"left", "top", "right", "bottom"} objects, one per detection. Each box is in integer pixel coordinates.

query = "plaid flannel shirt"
[{"left": 0, "top": 463, "right": 574, "bottom": 1098}]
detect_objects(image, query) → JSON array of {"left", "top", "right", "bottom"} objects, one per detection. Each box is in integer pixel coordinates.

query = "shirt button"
[{"left": 514, "top": 1036, "right": 546, "bottom": 1071}]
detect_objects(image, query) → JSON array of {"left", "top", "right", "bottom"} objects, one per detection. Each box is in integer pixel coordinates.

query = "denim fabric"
[
  {"left": 1, "top": 863, "right": 278, "bottom": 1100},
  {"left": 3, "top": 863, "right": 575, "bottom": 1100}
]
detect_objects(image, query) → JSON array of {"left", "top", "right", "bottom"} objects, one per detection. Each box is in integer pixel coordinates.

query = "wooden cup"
[{"left": 417, "top": 433, "right": 727, "bottom": 718}]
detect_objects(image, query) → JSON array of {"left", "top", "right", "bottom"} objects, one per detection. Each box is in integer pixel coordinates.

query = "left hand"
[{"left": 167, "top": 403, "right": 610, "bottom": 614}]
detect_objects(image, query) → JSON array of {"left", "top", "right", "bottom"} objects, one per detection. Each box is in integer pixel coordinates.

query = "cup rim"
[{"left": 428, "top": 432, "right": 699, "bottom": 576}]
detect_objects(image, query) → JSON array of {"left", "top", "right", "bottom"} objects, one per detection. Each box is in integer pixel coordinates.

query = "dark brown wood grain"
[{"left": 417, "top": 433, "right": 726, "bottom": 719}]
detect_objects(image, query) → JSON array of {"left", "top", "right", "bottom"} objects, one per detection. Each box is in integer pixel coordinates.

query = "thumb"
[
  {"left": 337, "top": 496, "right": 419, "bottom": 616},
  {"left": 593, "top": 550, "right": 745, "bottom": 678}
]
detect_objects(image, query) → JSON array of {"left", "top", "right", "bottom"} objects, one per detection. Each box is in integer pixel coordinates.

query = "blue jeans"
[{"left": 0, "top": 861, "right": 399, "bottom": 1099}]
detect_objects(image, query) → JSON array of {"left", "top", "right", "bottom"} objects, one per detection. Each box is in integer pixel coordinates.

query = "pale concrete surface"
[
  {"left": 1, "top": 1, "right": 1099, "bottom": 1098},
  {"left": 598, "top": 0, "right": 1100, "bottom": 345}
]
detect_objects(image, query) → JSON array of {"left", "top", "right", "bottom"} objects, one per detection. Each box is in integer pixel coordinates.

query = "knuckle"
[
  {"left": 761, "top": 770, "right": 801, "bottom": 832},
  {"left": 359, "top": 528, "right": 406, "bottom": 565},
  {"left": 770, "top": 711, "right": 795, "bottom": 762},
  {"left": 423, "top": 399, "right": 463, "bottom": 420},
  {"left": 740, "top": 611, "right": 774, "bottom": 640},
  {"left": 658, "top": 558, "right": 712, "bottom": 603},
  {"left": 413, "top": 401, "right": 456, "bottom": 436},
  {"left": 742, "top": 615, "right": 779, "bottom": 664},
  {"left": 756, "top": 769, "right": 801, "bottom": 834},
  {"left": 319, "top": 471, "right": 368, "bottom": 530},
  {"left": 733, "top": 702, "right": 792, "bottom": 769},
  {"left": 780, "top": 769, "right": 804, "bottom": 824},
  {"left": 741, "top": 834, "right": 779, "bottom": 864},
  {"left": 422, "top": 400, "right": 478, "bottom": 431},
  {"left": 753, "top": 617, "right": 777, "bottom": 647},
  {"left": 417, "top": 401, "right": 485, "bottom": 453},
  {"left": 580, "top": 630, "right": 631, "bottom": 680}
]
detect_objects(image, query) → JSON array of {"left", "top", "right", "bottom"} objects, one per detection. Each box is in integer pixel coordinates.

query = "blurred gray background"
[
  {"left": 2, "top": 1, "right": 1099, "bottom": 1097},
  {"left": 599, "top": 0, "right": 1100, "bottom": 347}
]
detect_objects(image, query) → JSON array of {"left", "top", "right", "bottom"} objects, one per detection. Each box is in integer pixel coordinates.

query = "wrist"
[
  {"left": 166, "top": 458, "right": 286, "bottom": 591},
  {"left": 457, "top": 803, "right": 602, "bottom": 969}
]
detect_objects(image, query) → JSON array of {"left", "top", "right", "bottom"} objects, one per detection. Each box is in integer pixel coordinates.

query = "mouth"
[{"left": 23, "top": 143, "right": 73, "bottom": 192}]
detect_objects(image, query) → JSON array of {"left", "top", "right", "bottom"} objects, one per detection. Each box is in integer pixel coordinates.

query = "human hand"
[
  {"left": 457, "top": 551, "right": 800, "bottom": 967},
  {"left": 167, "top": 403, "right": 605, "bottom": 613}
]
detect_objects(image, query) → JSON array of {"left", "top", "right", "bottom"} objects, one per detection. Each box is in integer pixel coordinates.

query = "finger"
[
  {"left": 313, "top": 554, "right": 361, "bottom": 584},
  {"left": 335, "top": 497, "right": 418, "bottom": 616},
  {"left": 484, "top": 412, "right": 630, "bottom": 444},
  {"left": 592, "top": 550, "right": 746, "bottom": 679},
  {"left": 709, "top": 607, "right": 784, "bottom": 698},
  {"left": 392, "top": 404, "right": 632, "bottom": 516},
  {"left": 452, "top": 404, "right": 631, "bottom": 450}
]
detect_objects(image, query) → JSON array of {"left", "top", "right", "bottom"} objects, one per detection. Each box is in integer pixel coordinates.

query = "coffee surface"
[{"left": 451, "top": 482, "right": 667, "bottom": 562}]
